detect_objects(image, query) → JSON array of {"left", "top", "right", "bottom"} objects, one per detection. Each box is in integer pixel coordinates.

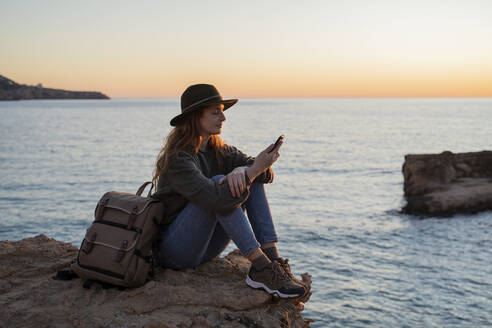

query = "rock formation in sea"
[
  {"left": 402, "top": 150, "right": 492, "bottom": 216},
  {"left": 0, "top": 75, "right": 109, "bottom": 100},
  {"left": 0, "top": 235, "right": 312, "bottom": 327}
]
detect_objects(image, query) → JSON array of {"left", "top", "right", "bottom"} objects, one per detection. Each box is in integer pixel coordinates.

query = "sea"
[{"left": 1, "top": 98, "right": 491, "bottom": 327}]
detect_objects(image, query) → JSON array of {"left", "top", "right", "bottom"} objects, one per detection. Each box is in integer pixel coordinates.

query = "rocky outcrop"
[
  {"left": 0, "top": 75, "right": 109, "bottom": 100},
  {"left": 402, "top": 151, "right": 492, "bottom": 216},
  {"left": 0, "top": 235, "right": 312, "bottom": 327}
]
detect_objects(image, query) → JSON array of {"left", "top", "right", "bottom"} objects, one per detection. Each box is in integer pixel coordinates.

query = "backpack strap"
[
  {"left": 134, "top": 249, "right": 155, "bottom": 280},
  {"left": 83, "top": 232, "right": 97, "bottom": 254},
  {"left": 133, "top": 249, "right": 152, "bottom": 263},
  {"left": 53, "top": 268, "right": 78, "bottom": 281},
  {"left": 95, "top": 198, "right": 109, "bottom": 221},
  {"left": 127, "top": 206, "right": 138, "bottom": 230},
  {"left": 136, "top": 181, "right": 153, "bottom": 197},
  {"left": 114, "top": 240, "right": 128, "bottom": 263}
]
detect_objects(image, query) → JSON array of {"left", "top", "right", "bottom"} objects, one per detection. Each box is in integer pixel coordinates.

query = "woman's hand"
[
  {"left": 218, "top": 166, "right": 248, "bottom": 198},
  {"left": 246, "top": 141, "right": 283, "bottom": 181}
]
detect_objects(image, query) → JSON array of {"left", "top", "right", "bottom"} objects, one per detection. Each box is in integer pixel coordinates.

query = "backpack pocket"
[{"left": 76, "top": 223, "right": 138, "bottom": 283}]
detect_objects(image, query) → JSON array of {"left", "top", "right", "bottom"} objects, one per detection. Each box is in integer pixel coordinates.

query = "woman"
[{"left": 152, "top": 84, "right": 306, "bottom": 298}]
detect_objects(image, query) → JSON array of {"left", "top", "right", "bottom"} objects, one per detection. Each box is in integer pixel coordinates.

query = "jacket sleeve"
[
  {"left": 165, "top": 152, "right": 250, "bottom": 215},
  {"left": 225, "top": 146, "right": 274, "bottom": 184}
]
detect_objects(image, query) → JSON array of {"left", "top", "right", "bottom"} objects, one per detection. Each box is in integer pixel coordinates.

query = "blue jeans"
[{"left": 154, "top": 175, "right": 278, "bottom": 269}]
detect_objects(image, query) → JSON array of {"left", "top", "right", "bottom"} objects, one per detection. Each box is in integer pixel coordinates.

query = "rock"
[
  {"left": 402, "top": 150, "right": 492, "bottom": 216},
  {"left": 0, "top": 75, "right": 109, "bottom": 100},
  {"left": 0, "top": 235, "right": 313, "bottom": 327}
]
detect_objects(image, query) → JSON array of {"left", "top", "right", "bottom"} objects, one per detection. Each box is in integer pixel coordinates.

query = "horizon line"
[{"left": 109, "top": 96, "right": 492, "bottom": 99}]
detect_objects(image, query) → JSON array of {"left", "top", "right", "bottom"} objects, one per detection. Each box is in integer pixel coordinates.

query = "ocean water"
[{"left": 1, "top": 98, "right": 491, "bottom": 327}]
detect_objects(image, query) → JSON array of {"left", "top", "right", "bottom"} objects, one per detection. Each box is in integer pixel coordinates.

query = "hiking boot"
[
  {"left": 245, "top": 261, "right": 306, "bottom": 298},
  {"left": 275, "top": 257, "right": 311, "bottom": 302},
  {"left": 275, "top": 257, "right": 306, "bottom": 287}
]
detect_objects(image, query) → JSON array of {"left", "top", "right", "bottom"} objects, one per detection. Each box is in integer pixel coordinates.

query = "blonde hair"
[{"left": 152, "top": 108, "right": 227, "bottom": 191}]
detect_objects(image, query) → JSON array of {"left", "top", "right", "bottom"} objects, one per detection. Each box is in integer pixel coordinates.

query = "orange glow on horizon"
[
  {"left": 2, "top": 2, "right": 491, "bottom": 99},
  {"left": 6, "top": 67, "right": 491, "bottom": 99}
]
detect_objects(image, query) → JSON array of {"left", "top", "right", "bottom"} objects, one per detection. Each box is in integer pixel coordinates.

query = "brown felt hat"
[{"left": 170, "top": 84, "right": 238, "bottom": 126}]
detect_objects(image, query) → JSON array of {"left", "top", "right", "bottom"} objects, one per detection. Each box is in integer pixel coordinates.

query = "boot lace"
[
  {"left": 271, "top": 261, "right": 292, "bottom": 283},
  {"left": 277, "top": 258, "right": 292, "bottom": 275}
]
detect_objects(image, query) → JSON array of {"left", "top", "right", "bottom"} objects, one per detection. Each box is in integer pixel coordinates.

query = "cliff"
[
  {"left": 0, "top": 75, "right": 109, "bottom": 100},
  {"left": 402, "top": 150, "right": 492, "bottom": 216},
  {"left": 0, "top": 235, "right": 312, "bottom": 327}
]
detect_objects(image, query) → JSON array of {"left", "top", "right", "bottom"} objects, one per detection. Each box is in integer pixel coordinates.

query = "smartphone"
[{"left": 269, "top": 135, "right": 285, "bottom": 153}]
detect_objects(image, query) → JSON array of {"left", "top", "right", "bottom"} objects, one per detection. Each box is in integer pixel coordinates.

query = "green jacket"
[{"left": 153, "top": 145, "right": 274, "bottom": 228}]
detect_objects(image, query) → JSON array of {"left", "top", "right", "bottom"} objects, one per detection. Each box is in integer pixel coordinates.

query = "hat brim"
[{"left": 170, "top": 98, "right": 238, "bottom": 126}]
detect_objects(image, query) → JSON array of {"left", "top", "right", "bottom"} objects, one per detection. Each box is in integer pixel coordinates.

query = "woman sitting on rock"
[{"left": 152, "top": 84, "right": 306, "bottom": 298}]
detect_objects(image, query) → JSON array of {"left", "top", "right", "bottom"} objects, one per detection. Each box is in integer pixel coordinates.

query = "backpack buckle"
[
  {"left": 95, "top": 198, "right": 109, "bottom": 221},
  {"left": 127, "top": 206, "right": 138, "bottom": 230},
  {"left": 83, "top": 232, "right": 97, "bottom": 254},
  {"left": 115, "top": 240, "right": 128, "bottom": 263}
]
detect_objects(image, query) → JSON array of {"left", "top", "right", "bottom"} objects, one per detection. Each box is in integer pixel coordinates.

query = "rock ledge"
[{"left": 0, "top": 235, "right": 312, "bottom": 327}]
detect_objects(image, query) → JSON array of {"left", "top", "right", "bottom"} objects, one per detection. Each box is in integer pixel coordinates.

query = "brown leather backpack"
[{"left": 71, "top": 182, "right": 164, "bottom": 288}]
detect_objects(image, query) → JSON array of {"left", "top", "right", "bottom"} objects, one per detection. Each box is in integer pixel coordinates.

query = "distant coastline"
[{"left": 0, "top": 75, "right": 109, "bottom": 100}]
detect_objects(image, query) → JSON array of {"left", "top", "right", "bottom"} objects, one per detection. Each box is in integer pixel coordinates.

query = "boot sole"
[{"left": 245, "top": 275, "right": 303, "bottom": 298}]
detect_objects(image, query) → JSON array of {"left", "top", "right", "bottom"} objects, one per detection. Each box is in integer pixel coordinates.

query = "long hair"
[{"left": 152, "top": 108, "right": 227, "bottom": 191}]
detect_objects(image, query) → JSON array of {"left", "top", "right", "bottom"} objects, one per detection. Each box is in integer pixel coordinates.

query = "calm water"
[{"left": 1, "top": 98, "right": 491, "bottom": 327}]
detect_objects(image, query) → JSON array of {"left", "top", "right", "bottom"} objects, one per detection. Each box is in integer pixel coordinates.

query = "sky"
[{"left": 1, "top": 0, "right": 492, "bottom": 98}]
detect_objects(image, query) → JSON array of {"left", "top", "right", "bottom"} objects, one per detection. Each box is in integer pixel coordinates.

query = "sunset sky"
[{"left": 1, "top": 0, "right": 491, "bottom": 98}]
